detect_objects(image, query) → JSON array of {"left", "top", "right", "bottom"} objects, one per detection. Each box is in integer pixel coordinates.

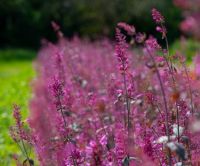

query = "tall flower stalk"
[
  {"left": 145, "top": 39, "right": 172, "bottom": 165},
  {"left": 115, "top": 28, "right": 132, "bottom": 163},
  {"left": 10, "top": 105, "right": 33, "bottom": 166}
]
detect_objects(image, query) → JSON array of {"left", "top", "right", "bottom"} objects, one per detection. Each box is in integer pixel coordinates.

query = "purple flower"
[
  {"left": 10, "top": 9, "right": 200, "bottom": 165},
  {"left": 51, "top": 21, "right": 60, "bottom": 32},
  {"left": 115, "top": 28, "right": 129, "bottom": 73},
  {"left": 117, "top": 22, "right": 135, "bottom": 36},
  {"left": 145, "top": 36, "right": 161, "bottom": 50},
  {"left": 152, "top": 8, "right": 165, "bottom": 24},
  {"left": 135, "top": 32, "right": 146, "bottom": 43},
  {"left": 156, "top": 26, "right": 167, "bottom": 38}
]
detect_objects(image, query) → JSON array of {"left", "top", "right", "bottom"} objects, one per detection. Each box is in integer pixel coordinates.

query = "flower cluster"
[
  {"left": 10, "top": 9, "right": 200, "bottom": 166},
  {"left": 117, "top": 22, "right": 135, "bottom": 36},
  {"left": 151, "top": 8, "right": 165, "bottom": 24},
  {"left": 145, "top": 36, "right": 161, "bottom": 51},
  {"left": 115, "top": 28, "right": 129, "bottom": 73}
]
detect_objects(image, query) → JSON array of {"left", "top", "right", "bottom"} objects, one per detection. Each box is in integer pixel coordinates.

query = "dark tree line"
[{"left": 0, "top": 0, "right": 182, "bottom": 49}]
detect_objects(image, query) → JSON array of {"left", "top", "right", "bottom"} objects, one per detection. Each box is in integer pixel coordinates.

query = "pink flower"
[
  {"left": 135, "top": 32, "right": 146, "bottom": 43},
  {"left": 51, "top": 21, "right": 60, "bottom": 32},
  {"left": 156, "top": 26, "right": 167, "bottom": 38},
  {"left": 151, "top": 8, "right": 165, "bottom": 24},
  {"left": 117, "top": 22, "right": 135, "bottom": 36},
  {"left": 145, "top": 36, "right": 161, "bottom": 50},
  {"left": 115, "top": 28, "right": 129, "bottom": 73}
]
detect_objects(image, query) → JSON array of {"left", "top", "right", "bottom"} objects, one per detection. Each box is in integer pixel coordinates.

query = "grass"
[{"left": 0, "top": 49, "right": 35, "bottom": 165}]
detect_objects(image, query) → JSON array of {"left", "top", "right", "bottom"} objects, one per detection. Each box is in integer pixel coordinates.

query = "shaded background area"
[{"left": 0, "top": 0, "right": 182, "bottom": 49}]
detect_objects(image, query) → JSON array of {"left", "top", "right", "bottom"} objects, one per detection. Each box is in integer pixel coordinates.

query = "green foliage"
[
  {"left": 0, "top": 0, "right": 182, "bottom": 48},
  {"left": 0, "top": 49, "right": 35, "bottom": 165},
  {"left": 0, "top": 49, "right": 36, "bottom": 61},
  {"left": 170, "top": 39, "right": 200, "bottom": 61}
]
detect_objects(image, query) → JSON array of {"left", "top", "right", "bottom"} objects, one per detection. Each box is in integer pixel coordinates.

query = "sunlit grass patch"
[{"left": 0, "top": 60, "right": 35, "bottom": 165}]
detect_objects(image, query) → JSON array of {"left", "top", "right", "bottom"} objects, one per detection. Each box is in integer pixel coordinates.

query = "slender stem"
[
  {"left": 122, "top": 62, "right": 131, "bottom": 165},
  {"left": 146, "top": 48, "right": 172, "bottom": 166},
  {"left": 15, "top": 141, "right": 26, "bottom": 157},
  {"left": 161, "top": 23, "right": 173, "bottom": 72},
  {"left": 146, "top": 48, "right": 170, "bottom": 138},
  {"left": 57, "top": 92, "right": 78, "bottom": 166},
  {"left": 57, "top": 95, "right": 67, "bottom": 128},
  {"left": 72, "top": 156, "right": 77, "bottom": 166},
  {"left": 123, "top": 72, "right": 131, "bottom": 131},
  {"left": 161, "top": 25, "right": 181, "bottom": 145},
  {"left": 151, "top": 126, "right": 160, "bottom": 138},
  {"left": 154, "top": 103, "right": 164, "bottom": 118},
  {"left": 21, "top": 139, "right": 32, "bottom": 165},
  {"left": 182, "top": 62, "right": 194, "bottom": 114}
]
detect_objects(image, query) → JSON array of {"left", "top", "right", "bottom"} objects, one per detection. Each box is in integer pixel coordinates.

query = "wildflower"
[
  {"left": 156, "top": 56, "right": 165, "bottom": 67},
  {"left": 9, "top": 127, "right": 19, "bottom": 144},
  {"left": 114, "top": 123, "right": 128, "bottom": 165},
  {"left": 127, "top": 84, "right": 134, "bottom": 98},
  {"left": 135, "top": 32, "right": 146, "bottom": 43},
  {"left": 115, "top": 28, "right": 129, "bottom": 73},
  {"left": 99, "top": 135, "right": 107, "bottom": 147},
  {"left": 12, "top": 105, "right": 29, "bottom": 141},
  {"left": 11, "top": 9, "right": 200, "bottom": 165},
  {"left": 156, "top": 26, "right": 167, "bottom": 38},
  {"left": 117, "top": 22, "right": 135, "bottom": 36},
  {"left": 10, "top": 105, "right": 34, "bottom": 166},
  {"left": 151, "top": 8, "right": 165, "bottom": 24},
  {"left": 49, "top": 76, "right": 64, "bottom": 108},
  {"left": 51, "top": 21, "right": 63, "bottom": 38},
  {"left": 145, "top": 36, "right": 161, "bottom": 50},
  {"left": 86, "top": 141, "right": 103, "bottom": 165},
  {"left": 51, "top": 21, "right": 60, "bottom": 32},
  {"left": 143, "top": 135, "right": 153, "bottom": 158},
  {"left": 65, "top": 148, "right": 84, "bottom": 165},
  {"left": 145, "top": 92, "right": 156, "bottom": 104},
  {"left": 13, "top": 105, "right": 22, "bottom": 130}
]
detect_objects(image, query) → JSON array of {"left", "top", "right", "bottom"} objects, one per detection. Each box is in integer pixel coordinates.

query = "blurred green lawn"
[
  {"left": 0, "top": 39, "right": 199, "bottom": 165},
  {"left": 0, "top": 49, "right": 35, "bottom": 165},
  {"left": 170, "top": 39, "right": 200, "bottom": 61}
]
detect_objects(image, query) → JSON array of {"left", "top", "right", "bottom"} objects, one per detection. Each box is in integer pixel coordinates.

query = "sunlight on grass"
[{"left": 0, "top": 61, "right": 35, "bottom": 165}]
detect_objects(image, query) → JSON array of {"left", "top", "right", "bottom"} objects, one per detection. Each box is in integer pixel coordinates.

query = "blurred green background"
[
  {"left": 0, "top": 0, "right": 199, "bottom": 165},
  {"left": 1, "top": 0, "right": 182, "bottom": 48}
]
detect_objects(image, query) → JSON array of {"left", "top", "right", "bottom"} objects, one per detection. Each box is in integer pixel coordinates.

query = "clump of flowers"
[{"left": 10, "top": 9, "right": 200, "bottom": 165}]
